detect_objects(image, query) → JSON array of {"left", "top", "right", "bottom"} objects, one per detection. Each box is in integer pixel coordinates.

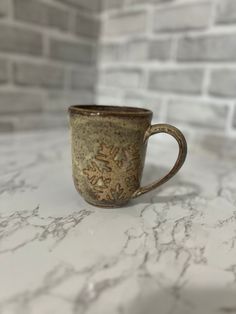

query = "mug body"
[{"left": 69, "top": 105, "right": 152, "bottom": 207}]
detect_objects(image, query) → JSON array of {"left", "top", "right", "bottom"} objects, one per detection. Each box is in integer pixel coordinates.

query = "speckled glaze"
[{"left": 68, "top": 105, "right": 187, "bottom": 208}]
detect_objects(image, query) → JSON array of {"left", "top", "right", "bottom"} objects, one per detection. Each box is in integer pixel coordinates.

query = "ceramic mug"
[{"left": 68, "top": 105, "right": 187, "bottom": 208}]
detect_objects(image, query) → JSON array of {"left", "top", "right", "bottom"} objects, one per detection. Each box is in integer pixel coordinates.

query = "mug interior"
[{"left": 68, "top": 105, "right": 152, "bottom": 117}]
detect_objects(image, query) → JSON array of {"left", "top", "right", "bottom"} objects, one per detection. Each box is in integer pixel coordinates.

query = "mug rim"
[{"left": 68, "top": 105, "right": 153, "bottom": 117}]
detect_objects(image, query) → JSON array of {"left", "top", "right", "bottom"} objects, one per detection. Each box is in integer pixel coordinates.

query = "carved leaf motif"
[
  {"left": 83, "top": 143, "right": 140, "bottom": 202},
  {"left": 125, "top": 175, "right": 138, "bottom": 192},
  {"left": 83, "top": 161, "right": 109, "bottom": 187},
  {"left": 110, "top": 183, "right": 125, "bottom": 200},
  {"left": 96, "top": 144, "right": 123, "bottom": 169}
]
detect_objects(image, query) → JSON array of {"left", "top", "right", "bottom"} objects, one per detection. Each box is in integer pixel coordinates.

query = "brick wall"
[
  {"left": 98, "top": 0, "right": 236, "bottom": 137},
  {"left": 0, "top": 0, "right": 100, "bottom": 132},
  {"left": 1, "top": 0, "right": 236, "bottom": 137}
]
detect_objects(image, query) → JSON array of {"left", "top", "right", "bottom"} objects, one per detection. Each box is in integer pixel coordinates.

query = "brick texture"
[
  {"left": 96, "top": 86, "right": 124, "bottom": 105},
  {"left": 0, "top": 113, "right": 68, "bottom": 132},
  {"left": 99, "top": 43, "right": 121, "bottom": 63},
  {"left": 0, "top": 0, "right": 98, "bottom": 132},
  {"left": 153, "top": 2, "right": 211, "bottom": 33},
  {"left": 0, "top": 92, "right": 43, "bottom": 114},
  {"left": 149, "top": 69, "right": 203, "bottom": 94},
  {"left": 99, "top": 40, "right": 150, "bottom": 63},
  {"left": 178, "top": 34, "right": 236, "bottom": 62},
  {"left": 153, "top": 0, "right": 174, "bottom": 2},
  {"left": 209, "top": 69, "right": 236, "bottom": 98},
  {"left": 100, "top": 69, "right": 142, "bottom": 88},
  {"left": 76, "top": 14, "right": 100, "bottom": 38},
  {"left": 149, "top": 39, "right": 172, "bottom": 60},
  {"left": 14, "top": 62, "right": 65, "bottom": 89},
  {"left": 124, "top": 91, "right": 162, "bottom": 122},
  {"left": 71, "top": 68, "right": 97, "bottom": 90},
  {"left": 0, "top": 25, "right": 43, "bottom": 56},
  {"left": 97, "top": 0, "right": 236, "bottom": 135},
  {"left": 55, "top": 0, "right": 101, "bottom": 12},
  {"left": 216, "top": 0, "right": 236, "bottom": 25},
  {"left": 1, "top": 0, "right": 236, "bottom": 136},
  {"left": 0, "top": 121, "right": 14, "bottom": 133},
  {"left": 103, "top": 11, "right": 147, "bottom": 37},
  {"left": 14, "top": 0, "right": 69, "bottom": 31},
  {"left": 0, "top": 59, "right": 8, "bottom": 84},
  {"left": 45, "top": 91, "right": 95, "bottom": 112},
  {"left": 122, "top": 40, "right": 148, "bottom": 61},
  {"left": 126, "top": 0, "right": 148, "bottom": 4},
  {"left": 167, "top": 99, "right": 228, "bottom": 130},
  {"left": 50, "top": 39, "right": 95, "bottom": 64},
  {"left": 233, "top": 107, "right": 236, "bottom": 128},
  {"left": 102, "top": 0, "right": 123, "bottom": 10},
  {"left": 0, "top": 0, "right": 8, "bottom": 17}
]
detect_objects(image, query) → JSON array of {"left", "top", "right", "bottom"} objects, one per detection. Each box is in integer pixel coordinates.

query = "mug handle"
[{"left": 132, "top": 123, "right": 187, "bottom": 198}]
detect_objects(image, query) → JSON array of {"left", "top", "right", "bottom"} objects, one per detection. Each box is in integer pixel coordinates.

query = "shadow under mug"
[{"left": 68, "top": 105, "right": 187, "bottom": 208}]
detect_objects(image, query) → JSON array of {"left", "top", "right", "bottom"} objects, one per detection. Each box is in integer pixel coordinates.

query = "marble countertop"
[{"left": 0, "top": 130, "right": 236, "bottom": 314}]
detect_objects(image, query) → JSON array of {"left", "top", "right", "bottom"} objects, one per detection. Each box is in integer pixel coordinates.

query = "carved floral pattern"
[{"left": 83, "top": 143, "right": 140, "bottom": 201}]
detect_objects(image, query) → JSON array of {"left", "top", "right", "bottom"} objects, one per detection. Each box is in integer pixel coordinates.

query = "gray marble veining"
[{"left": 0, "top": 130, "right": 236, "bottom": 314}]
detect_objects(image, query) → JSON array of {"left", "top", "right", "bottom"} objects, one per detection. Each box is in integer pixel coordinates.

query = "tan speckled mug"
[{"left": 69, "top": 105, "right": 187, "bottom": 208}]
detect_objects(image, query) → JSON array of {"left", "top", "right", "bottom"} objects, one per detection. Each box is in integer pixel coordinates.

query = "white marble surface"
[{"left": 0, "top": 130, "right": 236, "bottom": 314}]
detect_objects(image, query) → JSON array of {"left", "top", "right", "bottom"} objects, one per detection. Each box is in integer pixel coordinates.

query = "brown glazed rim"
[{"left": 68, "top": 105, "right": 153, "bottom": 117}]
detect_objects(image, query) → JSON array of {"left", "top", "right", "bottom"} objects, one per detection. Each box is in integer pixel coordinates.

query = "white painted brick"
[
  {"left": 167, "top": 99, "right": 228, "bottom": 130},
  {"left": 125, "top": 0, "right": 149, "bottom": 5},
  {"left": 0, "top": 0, "right": 235, "bottom": 136},
  {"left": 103, "top": 11, "right": 147, "bottom": 37},
  {"left": 0, "top": 25, "right": 43, "bottom": 56},
  {"left": 71, "top": 68, "right": 97, "bottom": 90},
  {"left": 0, "top": 59, "right": 8, "bottom": 84},
  {"left": 50, "top": 39, "right": 95, "bottom": 64},
  {"left": 98, "top": 43, "right": 121, "bottom": 63},
  {"left": 96, "top": 86, "right": 124, "bottom": 105},
  {"left": 55, "top": 0, "right": 101, "bottom": 12},
  {"left": 149, "top": 39, "right": 171, "bottom": 60},
  {"left": 100, "top": 69, "right": 143, "bottom": 88},
  {"left": 209, "top": 70, "right": 236, "bottom": 98},
  {"left": 13, "top": 0, "right": 69, "bottom": 31},
  {"left": 102, "top": 0, "right": 123, "bottom": 10},
  {"left": 124, "top": 91, "right": 162, "bottom": 121},
  {"left": 121, "top": 39, "right": 148, "bottom": 61},
  {"left": 149, "top": 69, "right": 203, "bottom": 94},
  {"left": 9, "top": 113, "right": 68, "bottom": 131},
  {"left": 178, "top": 34, "right": 236, "bottom": 62},
  {"left": 14, "top": 62, "right": 65, "bottom": 89},
  {"left": 233, "top": 106, "right": 236, "bottom": 129},
  {"left": 153, "top": 2, "right": 211, "bottom": 32},
  {"left": 76, "top": 14, "right": 100, "bottom": 38},
  {"left": 0, "top": 0, "right": 9, "bottom": 17},
  {"left": 152, "top": 0, "right": 173, "bottom": 3},
  {"left": 0, "top": 92, "right": 43, "bottom": 114},
  {"left": 216, "top": 0, "right": 236, "bottom": 25},
  {"left": 0, "top": 120, "right": 14, "bottom": 132},
  {"left": 45, "top": 91, "right": 95, "bottom": 112}
]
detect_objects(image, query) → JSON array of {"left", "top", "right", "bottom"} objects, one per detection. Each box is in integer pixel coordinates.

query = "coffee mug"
[{"left": 68, "top": 105, "right": 187, "bottom": 208}]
